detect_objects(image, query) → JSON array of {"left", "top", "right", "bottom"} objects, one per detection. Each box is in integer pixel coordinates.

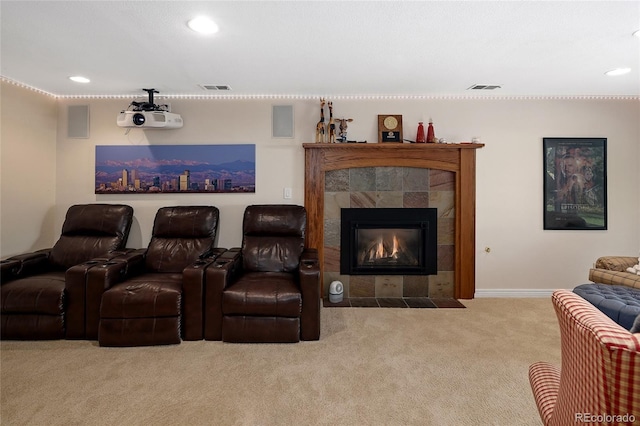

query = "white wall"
[
  {"left": 469, "top": 98, "right": 640, "bottom": 292},
  {"left": 55, "top": 97, "right": 312, "bottom": 251},
  {"left": 0, "top": 82, "right": 58, "bottom": 256},
  {"left": 3, "top": 83, "right": 639, "bottom": 294}
]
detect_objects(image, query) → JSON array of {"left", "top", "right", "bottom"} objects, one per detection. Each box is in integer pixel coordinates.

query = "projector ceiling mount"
[{"left": 129, "top": 88, "right": 168, "bottom": 112}]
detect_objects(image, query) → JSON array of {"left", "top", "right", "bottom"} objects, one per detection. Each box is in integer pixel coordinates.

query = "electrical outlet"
[{"left": 283, "top": 187, "right": 292, "bottom": 199}]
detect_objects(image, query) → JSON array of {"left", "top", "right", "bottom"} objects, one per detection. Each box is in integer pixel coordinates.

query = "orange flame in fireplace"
[
  {"left": 359, "top": 230, "right": 419, "bottom": 266},
  {"left": 372, "top": 234, "right": 400, "bottom": 260},
  {"left": 375, "top": 237, "right": 384, "bottom": 259},
  {"left": 391, "top": 234, "right": 399, "bottom": 258}
]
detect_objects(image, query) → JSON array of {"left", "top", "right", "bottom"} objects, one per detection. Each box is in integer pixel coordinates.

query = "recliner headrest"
[
  {"left": 61, "top": 204, "right": 133, "bottom": 239},
  {"left": 243, "top": 204, "right": 306, "bottom": 237},
  {"left": 152, "top": 206, "right": 219, "bottom": 239}
]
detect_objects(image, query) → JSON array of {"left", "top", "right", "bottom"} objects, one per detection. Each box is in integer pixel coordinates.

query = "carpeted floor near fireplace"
[
  {"left": 323, "top": 297, "right": 465, "bottom": 308},
  {"left": 1, "top": 298, "right": 558, "bottom": 426}
]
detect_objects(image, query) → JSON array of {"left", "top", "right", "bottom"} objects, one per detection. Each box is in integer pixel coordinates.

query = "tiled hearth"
[
  {"left": 323, "top": 297, "right": 466, "bottom": 308},
  {"left": 323, "top": 166, "right": 455, "bottom": 299}
]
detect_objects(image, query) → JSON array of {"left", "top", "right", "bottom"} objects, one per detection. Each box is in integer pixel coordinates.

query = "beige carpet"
[{"left": 1, "top": 298, "right": 560, "bottom": 426}]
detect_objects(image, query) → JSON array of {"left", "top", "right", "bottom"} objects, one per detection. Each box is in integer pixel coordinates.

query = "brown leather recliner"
[
  {"left": 1, "top": 204, "right": 134, "bottom": 340},
  {"left": 98, "top": 206, "right": 223, "bottom": 347},
  {"left": 204, "top": 204, "right": 321, "bottom": 343}
]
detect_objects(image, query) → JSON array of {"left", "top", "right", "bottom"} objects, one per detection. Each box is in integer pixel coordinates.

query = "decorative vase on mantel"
[
  {"left": 416, "top": 122, "right": 426, "bottom": 143},
  {"left": 426, "top": 119, "right": 435, "bottom": 143}
]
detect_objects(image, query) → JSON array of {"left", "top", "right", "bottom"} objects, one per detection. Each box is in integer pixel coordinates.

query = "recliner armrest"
[
  {"left": 5, "top": 249, "right": 52, "bottom": 279},
  {"left": 205, "top": 247, "right": 227, "bottom": 261},
  {"left": 66, "top": 258, "right": 116, "bottom": 339},
  {"left": 182, "top": 250, "right": 226, "bottom": 341},
  {"left": 204, "top": 248, "right": 242, "bottom": 340},
  {"left": 83, "top": 249, "right": 146, "bottom": 290},
  {"left": 107, "top": 248, "right": 147, "bottom": 278},
  {"left": 1, "top": 259, "right": 22, "bottom": 284},
  {"left": 214, "top": 247, "right": 243, "bottom": 285},
  {"left": 300, "top": 248, "right": 319, "bottom": 269},
  {"left": 299, "top": 248, "right": 321, "bottom": 341}
]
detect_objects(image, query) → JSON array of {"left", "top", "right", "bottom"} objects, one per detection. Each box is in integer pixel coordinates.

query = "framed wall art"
[
  {"left": 543, "top": 137, "right": 607, "bottom": 230},
  {"left": 95, "top": 144, "right": 255, "bottom": 194}
]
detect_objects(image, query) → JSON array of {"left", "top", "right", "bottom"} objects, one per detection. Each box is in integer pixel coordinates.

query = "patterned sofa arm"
[
  {"left": 589, "top": 256, "right": 640, "bottom": 290},
  {"left": 529, "top": 290, "right": 640, "bottom": 426}
]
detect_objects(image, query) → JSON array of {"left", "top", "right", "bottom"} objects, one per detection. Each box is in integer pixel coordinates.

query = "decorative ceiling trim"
[
  {"left": 2, "top": 76, "right": 639, "bottom": 101},
  {"left": 1, "top": 76, "right": 57, "bottom": 98}
]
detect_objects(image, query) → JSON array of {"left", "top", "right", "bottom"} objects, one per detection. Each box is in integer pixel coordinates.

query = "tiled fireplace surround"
[
  {"left": 323, "top": 166, "right": 455, "bottom": 298},
  {"left": 303, "top": 143, "right": 483, "bottom": 299}
]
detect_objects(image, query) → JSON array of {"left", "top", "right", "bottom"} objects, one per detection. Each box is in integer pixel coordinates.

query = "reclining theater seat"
[
  {"left": 1, "top": 204, "right": 134, "bottom": 340},
  {"left": 98, "top": 206, "right": 222, "bottom": 347},
  {"left": 529, "top": 290, "right": 640, "bottom": 426},
  {"left": 205, "top": 204, "right": 321, "bottom": 343}
]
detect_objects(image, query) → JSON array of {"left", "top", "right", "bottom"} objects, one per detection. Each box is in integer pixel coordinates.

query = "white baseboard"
[{"left": 474, "top": 289, "right": 563, "bottom": 298}]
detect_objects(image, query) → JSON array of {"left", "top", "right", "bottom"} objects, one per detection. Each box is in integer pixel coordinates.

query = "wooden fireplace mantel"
[{"left": 303, "top": 142, "right": 484, "bottom": 299}]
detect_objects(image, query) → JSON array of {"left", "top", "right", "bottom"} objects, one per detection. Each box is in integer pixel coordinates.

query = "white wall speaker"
[
  {"left": 67, "top": 105, "right": 90, "bottom": 138},
  {"left": 272, "top": 105, "right": 294, "bottom": 138}
]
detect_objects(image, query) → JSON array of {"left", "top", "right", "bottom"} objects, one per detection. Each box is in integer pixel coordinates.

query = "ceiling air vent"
[
  {"left": 200, "top": 84, "right": 232, "bottom": 91},
  {"left": 467, "top": 84, "right": 502, "bottom": 90}
]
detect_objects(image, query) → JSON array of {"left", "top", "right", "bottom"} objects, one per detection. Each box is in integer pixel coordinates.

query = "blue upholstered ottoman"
[{"left": 573, "top": 283, "right": 640, "bottom": 330}]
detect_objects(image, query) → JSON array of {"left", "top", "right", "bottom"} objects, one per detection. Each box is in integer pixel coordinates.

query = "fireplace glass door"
[{"left": 341, "top": 208, "right": 437, "bottom": 275}]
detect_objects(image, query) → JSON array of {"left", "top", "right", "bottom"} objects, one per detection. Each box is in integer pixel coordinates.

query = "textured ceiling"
[{"left": 1, "top": 1, "right": 639, "bottom": 98}]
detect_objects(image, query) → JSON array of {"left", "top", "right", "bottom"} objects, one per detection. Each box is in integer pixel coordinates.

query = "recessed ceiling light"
[
  {"left": 633, "top": 30, "right": 640, "bottom": 38},
  {"left": 69, "top": 76, "right": 90, "bottom": 83},
  {"left": 605, "top": 68, "right": 631, "bottom": 76},
  {"left": 188, "top": 16, "right": 219, "bottom": 34}
]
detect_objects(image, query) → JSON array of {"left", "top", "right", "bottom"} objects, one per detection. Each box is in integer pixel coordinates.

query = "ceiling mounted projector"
[
  {"left": 117, "top": 110, "right": 183, "bottom": 129},
  {"left": 116, "top": 88, "right": 183, "bottom": 129}
]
